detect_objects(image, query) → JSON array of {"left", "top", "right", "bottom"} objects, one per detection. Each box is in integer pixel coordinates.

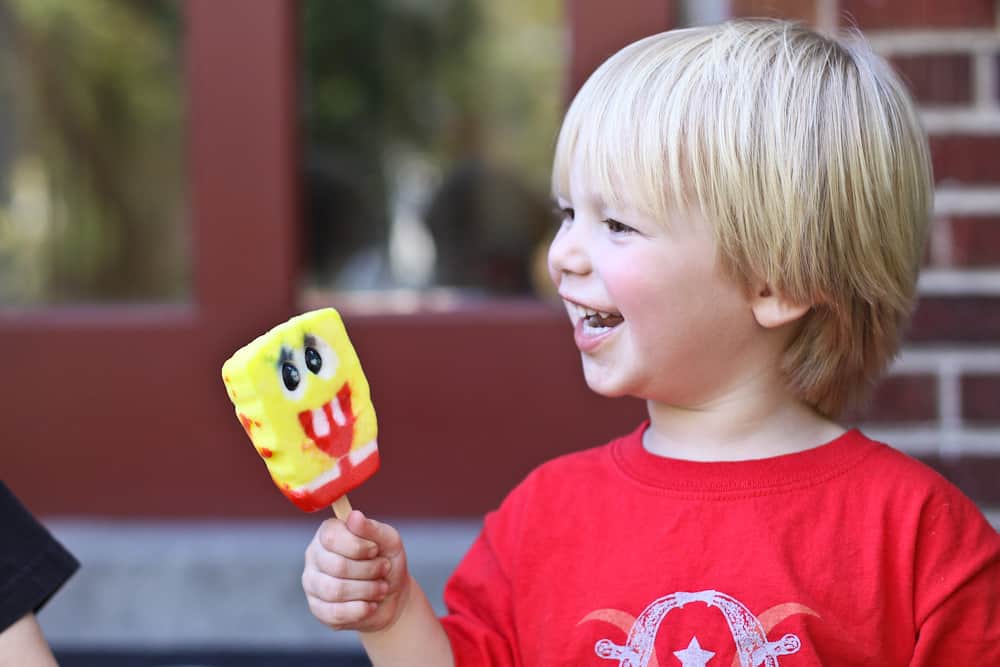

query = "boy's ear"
[{"left": 751, "top": 283, "right": 812, "bottom": 329}]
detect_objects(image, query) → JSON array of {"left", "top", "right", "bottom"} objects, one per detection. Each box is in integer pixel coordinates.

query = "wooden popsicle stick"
[{"left": 332, "top": 495, "right": 353, "bottom": 520}]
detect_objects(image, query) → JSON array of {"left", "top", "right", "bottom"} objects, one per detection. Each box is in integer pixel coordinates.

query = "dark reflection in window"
[
  {"left": 300, "top": 0, "right": 565, "bottom": 300},
  {"left": 0, "top": 0, "right": 186, "bottom": 305}
]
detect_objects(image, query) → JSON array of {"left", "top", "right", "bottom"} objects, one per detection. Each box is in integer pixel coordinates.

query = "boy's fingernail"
[{"left": 382, "top": 559, "right": 392, "bottom": 575}]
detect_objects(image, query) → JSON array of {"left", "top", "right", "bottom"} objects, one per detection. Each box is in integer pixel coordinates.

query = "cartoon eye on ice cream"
[{"left": 221, "top": 308, "right": 378, "bottom": 514}]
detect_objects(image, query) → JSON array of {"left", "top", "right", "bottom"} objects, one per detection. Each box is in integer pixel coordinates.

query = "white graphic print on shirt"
[{"left": 589, "top": 590, "right": 812, "bottom": 667}]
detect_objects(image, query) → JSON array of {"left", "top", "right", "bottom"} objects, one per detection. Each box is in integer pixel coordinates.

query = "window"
[
  {"left": 0, "top": 0, "right": 186, "bottom": 304},
  {"left": 300, "top": 0, "right": 565, "bottom": 306}
]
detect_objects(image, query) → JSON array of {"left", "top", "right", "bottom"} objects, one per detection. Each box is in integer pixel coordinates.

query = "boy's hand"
[{"left": 302, "top": 510, "right": 410, "bottom": 633}]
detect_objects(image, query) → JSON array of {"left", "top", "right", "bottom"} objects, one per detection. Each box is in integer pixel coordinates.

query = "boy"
[{"left": 301, "top": 19, "right": 1000, "bottom": 665}]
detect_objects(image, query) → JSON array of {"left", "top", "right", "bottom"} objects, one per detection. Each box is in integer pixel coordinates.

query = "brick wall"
[{"left": 728, "top": 0, "right": 1000, "bottom": 508}]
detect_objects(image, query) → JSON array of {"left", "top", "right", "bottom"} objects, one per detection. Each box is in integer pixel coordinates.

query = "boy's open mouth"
[{"left": 568, "top": 301, "right": 624, "bottom": 334}]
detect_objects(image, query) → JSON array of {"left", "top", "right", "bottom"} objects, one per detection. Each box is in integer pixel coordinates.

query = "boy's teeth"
[
  {"left": 575, "top": 304, "right": 607, "bottom": 318},
  {"left": 568, "top": 301, "right": 623, "bottom": 328}
]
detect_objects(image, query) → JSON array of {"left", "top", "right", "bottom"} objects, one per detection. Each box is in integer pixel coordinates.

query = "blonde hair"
[{"left": 552, "top": 19, "right": 933, "bottom": 418}]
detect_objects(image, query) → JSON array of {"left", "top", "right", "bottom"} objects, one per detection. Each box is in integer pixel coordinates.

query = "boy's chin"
[{"left": 581, "top": 364, "right": 633, "bottom": 399}]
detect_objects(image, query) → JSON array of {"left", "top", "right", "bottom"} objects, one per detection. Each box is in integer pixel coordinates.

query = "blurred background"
[{"left": 0, "top": 0, "right": 997, "bottom": 664}]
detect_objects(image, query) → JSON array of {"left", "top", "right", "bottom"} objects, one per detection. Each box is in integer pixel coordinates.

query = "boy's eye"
[
  {"left": 553, "top": 206, "right": 574, "bottom": 223},
  {"left": 604, "top": 218, "right": 634, "bottom": 234}
]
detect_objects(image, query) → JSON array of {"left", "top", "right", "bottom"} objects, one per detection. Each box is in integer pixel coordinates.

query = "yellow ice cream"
[{"left": 221, "top": 308, "right": 378, "bottom": 512}]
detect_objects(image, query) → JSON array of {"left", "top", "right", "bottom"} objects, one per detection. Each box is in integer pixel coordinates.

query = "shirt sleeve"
[
  {"left": 0, "top": 482, "right": 79, "bottom": 633},
  {"left": 440, "top": 471, "right": 535, "bottom": 667},
  {"left": 909, "top": 483, "right": 1000, "bottom": 665}
]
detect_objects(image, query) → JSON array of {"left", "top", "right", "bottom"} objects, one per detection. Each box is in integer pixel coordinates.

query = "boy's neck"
[{"left": 643, "top": 389, "right": 845, "bottom": 462}]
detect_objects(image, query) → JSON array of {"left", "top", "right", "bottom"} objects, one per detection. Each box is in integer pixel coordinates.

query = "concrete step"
[
  {"left": 39, "top": 510, "right": 1000, "bottom": 652},
  {"left": 40, "top": 518, "right": 479, "bottom": 652}
]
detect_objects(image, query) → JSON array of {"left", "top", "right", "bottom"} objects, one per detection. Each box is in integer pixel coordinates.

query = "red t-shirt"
[{"left": 441, "top": 423, "right": 1000, "bottom": 666}]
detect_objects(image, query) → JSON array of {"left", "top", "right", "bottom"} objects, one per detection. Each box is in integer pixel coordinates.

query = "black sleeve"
[{"left": 0, "top": 481, "right": 79, "bottom": 633}]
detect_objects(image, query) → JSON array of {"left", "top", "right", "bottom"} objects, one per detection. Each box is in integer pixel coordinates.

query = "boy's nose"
[{"left": 547, "top": 220, "right": 591, "bottom": 281}]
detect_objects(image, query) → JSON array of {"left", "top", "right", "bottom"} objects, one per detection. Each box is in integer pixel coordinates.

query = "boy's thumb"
[{"left": 350, "top": 511, "right": 402, "bottom": 556}]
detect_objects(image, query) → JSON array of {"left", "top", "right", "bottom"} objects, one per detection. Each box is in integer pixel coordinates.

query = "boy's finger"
[
  {"left": 346, "top": 511, "right": 403, "bottom": 557},
  {"left": 313, "top": 548, "right": 390, "bottom": 581},
  {"left": 316, "top": 517, "right": 378, "bottom": 560},
  {"left": 303, "top": 570, "right": 389, "bottom": 604},
  {"left": 307, "top": 597, "right": 376, "bottom": 629}
]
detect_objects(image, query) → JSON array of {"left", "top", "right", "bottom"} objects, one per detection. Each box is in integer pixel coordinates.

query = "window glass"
[
  {"left": 0, "top": 0, "right": 186, "bottom": 305},
  {"left": 677, "top": 0, "right": 730, "bottom": 26},
  {"left": 301, "top": 0, "right": 565, "bottom": 302}
]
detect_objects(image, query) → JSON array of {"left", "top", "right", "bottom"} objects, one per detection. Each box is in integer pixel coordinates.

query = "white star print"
[{"left": 673, "top": 636, "right": 716, "bottom": 666}]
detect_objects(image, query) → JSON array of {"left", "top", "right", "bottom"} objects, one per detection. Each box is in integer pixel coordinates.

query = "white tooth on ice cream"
[
  {"left": 350, "top": 439, "right": 378, "bottom": 464},
  {"left": 312, "top": 407, "right": 330, "bottom": 437},
  {"left": 330, "top": 395, "right": 348, "bottom": 426}
]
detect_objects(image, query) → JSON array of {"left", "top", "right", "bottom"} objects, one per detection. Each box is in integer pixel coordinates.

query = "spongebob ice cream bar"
[{"left": 221, "top": 308, "right": 378, "bottom": 512}]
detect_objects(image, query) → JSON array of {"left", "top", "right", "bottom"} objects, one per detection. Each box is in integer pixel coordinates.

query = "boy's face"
[{"left": 548, "top": 164, "right": 763, "bottom": 406}]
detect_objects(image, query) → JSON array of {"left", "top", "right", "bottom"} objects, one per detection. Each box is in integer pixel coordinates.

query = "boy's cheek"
[{"left": 545, "top": 245, "right": 560, "bottom": 287}]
